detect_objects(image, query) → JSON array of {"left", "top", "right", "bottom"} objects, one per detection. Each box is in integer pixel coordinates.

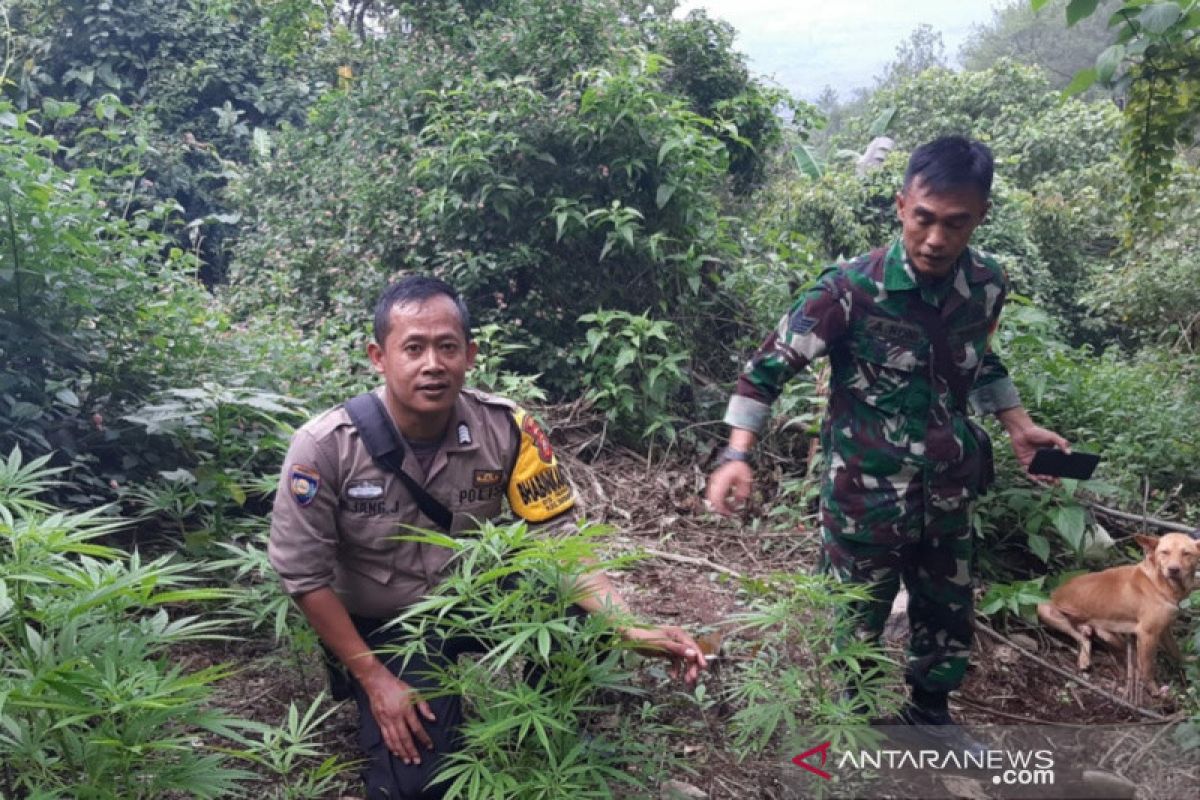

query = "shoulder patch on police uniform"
[
  {"left": 290, "top": 464, "right": 320, "bottom": 507},
  {"left": 509, "top": 408, "right": 574, "bottom": 522},
  {"left": 520, "top": 413, "right": 554, "bottom": 464}
]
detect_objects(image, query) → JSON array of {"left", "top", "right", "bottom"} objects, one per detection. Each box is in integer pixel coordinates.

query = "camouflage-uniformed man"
[
  {"left": 270, "top": 276, "right": 706, "bottom": 799},
  {"left": 707, "top": 136, "right": 1069, "bottom": 747}
]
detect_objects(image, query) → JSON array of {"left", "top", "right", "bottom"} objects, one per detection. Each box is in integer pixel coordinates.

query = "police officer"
[
  {"left": 707, "top": 136, "right": 1069, "bottom": 747},
  {"left": 270, "top": 276, "right": 706, "bottom": 798}
]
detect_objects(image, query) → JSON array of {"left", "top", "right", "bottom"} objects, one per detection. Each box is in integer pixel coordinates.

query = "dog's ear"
[
  {"left": 1189, "top": 528, "right": 1200, "bottom": 542},
  {"left": 1134, "top": 534, "right": 1160, "bottom": 557}
]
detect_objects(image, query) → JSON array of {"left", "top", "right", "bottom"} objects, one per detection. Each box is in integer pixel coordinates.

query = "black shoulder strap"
[{"left": 344, "top": 392, "right": 454, "bottom": 532}]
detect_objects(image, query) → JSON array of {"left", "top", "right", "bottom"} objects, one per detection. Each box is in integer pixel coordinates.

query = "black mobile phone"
[{"left": 1028, "top": 448, "right": 1100, "bottom": 480}]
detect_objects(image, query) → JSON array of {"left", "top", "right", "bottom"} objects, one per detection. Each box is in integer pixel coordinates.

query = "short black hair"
[
  {"left": 373, "top": 276, "right": 471, "bottom": 345},
  {"left": 902, "top": 135, "right": 994, "bottom": 201}
]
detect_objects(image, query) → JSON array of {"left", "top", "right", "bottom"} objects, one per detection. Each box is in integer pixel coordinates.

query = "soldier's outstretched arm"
[{"left": 709, "top": 270, "right": 848, "bottom": 516}]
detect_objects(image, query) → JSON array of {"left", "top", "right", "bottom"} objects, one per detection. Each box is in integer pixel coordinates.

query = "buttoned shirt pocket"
[{"left": 846, "top": 323, "right": 930, "bottom": 418}]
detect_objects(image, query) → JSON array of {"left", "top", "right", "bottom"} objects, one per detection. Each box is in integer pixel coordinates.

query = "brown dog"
[{"left": 1037, "top": 533, "right": 1199, "bottom": 699}]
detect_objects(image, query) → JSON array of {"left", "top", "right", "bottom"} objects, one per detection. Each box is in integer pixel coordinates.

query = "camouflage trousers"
[{"left": 820, "top": 459, "right": 976, "bottom": 694}]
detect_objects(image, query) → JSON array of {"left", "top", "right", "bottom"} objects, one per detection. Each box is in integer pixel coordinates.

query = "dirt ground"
[{"left": 203, "top": 408, "right": 1199, "bottom": 799}]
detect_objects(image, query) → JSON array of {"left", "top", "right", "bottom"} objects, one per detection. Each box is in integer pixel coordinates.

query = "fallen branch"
[
  {"left": 1083, "top": 499, "right": 1194, "bottom": 534},
  {"left": 640, "top": 547, "right": 743, "bottom": 579},
  {"left": 975, "top": 621, "right": 1168, "bottom": 722}
]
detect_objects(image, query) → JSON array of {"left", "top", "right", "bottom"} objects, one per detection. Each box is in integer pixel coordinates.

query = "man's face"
[
  {"left": 895, "top": 177, "right": 989, "bottom": 279},
  {"left": 367, "top": 295, "right": 477, "bottom": 435}
]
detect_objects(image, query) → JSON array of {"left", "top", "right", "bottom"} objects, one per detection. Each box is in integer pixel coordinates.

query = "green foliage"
[
  {"left": 122, "top": 382, "right": 305, "bottom": 548},
  {"left": 655, "top": 9, "right": 800, "bottom": 190},
  {"left": 0, "top": 103, "right": 221, "bottom": 498},
  {"left": 855, "top": 59, "right": 1123, "bottom": 190},
  {"left": 1086, "top": 166, "right": 1200, "bottom": 347},
  {"left": 387, "top": 520, "right": 685, "bottom": 799},
  {"left": 470, "top": 323, "right": 549, "bottom": 406},
  {"left": 212, "top": 529, "right": 314, "bottom": 650},
  {"left": 0, "top": 448, "right": 255, "bottom": 798},
  {"left": 2, "top": 0, "right": 324, "bottom": 280},
  {"left": 978, "top": 576, "right": 1049, "bottom": 623},
  {"left": 1043, "top": 0, "right": 1200, "bottom": 226},
  {"left": 228, "top": 0, "right": 785, "bottom": 392},
  {"left": 722, "top": 572, "right": 903, "bottom": 757},
  {"left": 993, "top": 304, "right": 1200, "bottom": 504},
  {"left": 576, "top": 310, "right": 689, "bottom": 446},
  {"left": 222, "top": 692, "right": 360, "bottom": 799}
]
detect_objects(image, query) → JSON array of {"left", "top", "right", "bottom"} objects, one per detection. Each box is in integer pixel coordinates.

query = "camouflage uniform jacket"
[{"left": 725, "top": 240, "right": 1022, "bottom": 483}]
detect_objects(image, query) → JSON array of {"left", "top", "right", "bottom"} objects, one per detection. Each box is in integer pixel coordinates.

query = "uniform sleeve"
[
  {"left": 267, "top": 428, "right": 341, "bottom": 597},
  {"left": 724, "top": 267, "right": 850, "bottom": 435},
  {"left": 968, "top": 278, "right": 1022, "bottom": 415},
  {"left": 506, "top": 407, "right": 575, "bottom": 524}
]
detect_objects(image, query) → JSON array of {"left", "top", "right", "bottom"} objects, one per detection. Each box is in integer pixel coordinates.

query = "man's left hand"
[{"left": 622, "top": 624, "right": 707, "bottom": 685}]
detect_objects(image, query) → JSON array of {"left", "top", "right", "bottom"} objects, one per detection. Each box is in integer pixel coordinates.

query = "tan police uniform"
[{"left": 268, "top": 386, "right": 575, "bottom": 619}]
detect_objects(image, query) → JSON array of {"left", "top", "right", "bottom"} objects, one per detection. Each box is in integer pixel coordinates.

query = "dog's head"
[{"left": 1135, "top": 533, "right": 1200, "bottom": 593}]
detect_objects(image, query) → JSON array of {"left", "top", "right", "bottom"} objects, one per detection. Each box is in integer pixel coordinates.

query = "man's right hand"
[
  {"left": 360, "top": 665, "right": 437, "bottom": 765},
  {"left": 706, "top": 460, "right": 754, "bottom": 516}
]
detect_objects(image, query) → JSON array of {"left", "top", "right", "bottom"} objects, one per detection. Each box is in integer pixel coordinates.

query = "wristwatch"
[{"left": 718, "top": 446, "right": 752, "bottom": 466}]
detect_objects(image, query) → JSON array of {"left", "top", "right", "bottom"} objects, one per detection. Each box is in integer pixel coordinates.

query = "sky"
[{"left": 676, "top": 1, "right": 1007, "bottom": 102}]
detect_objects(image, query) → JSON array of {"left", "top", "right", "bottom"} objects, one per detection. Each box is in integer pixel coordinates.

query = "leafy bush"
[
  {"left": 122, "top": 382, "right": 305, "bottom": 549},
  {"left": 994, "top": 304, "right": 1200, "bottom": 506},
  {"left": 0, "top": 449, "right": 252, "bottom": 798},
  {"left": 576, "top": 310, "right": 690, "bottom": 446},
  {"left": 0, "top": 103, "right": 220, "bottom": 499},
  {"left": 3, "top": 0, "right": 324, "bottom": 280},
  {"left": 228, "top": 0, "right": 792, "bottom": 393},
  {"left": 722, "top": 572, "right": 903, "bottom": 756},
  {"left": 387, "top": 520, "right": 686, "bottom": 799},
  {"left": 1086, "top": 166, "right": 1200, "bottom": 349}
]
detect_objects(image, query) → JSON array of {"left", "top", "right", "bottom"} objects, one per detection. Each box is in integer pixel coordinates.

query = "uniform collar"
[{"left": 882, "top": 239, "right": 989, "bottom": 305}]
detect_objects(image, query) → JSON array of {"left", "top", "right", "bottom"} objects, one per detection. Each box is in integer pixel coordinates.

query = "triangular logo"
[{"left": 792, "top": 741, "right": 833, "bottom": 780}]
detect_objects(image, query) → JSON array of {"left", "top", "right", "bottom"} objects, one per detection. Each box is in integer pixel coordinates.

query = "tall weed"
[
  {"left": 385, "top": 520, "right": 687, "bottom": 799},
  {"left": 0, "top": 448, "right": 253, "bottom": 798}
]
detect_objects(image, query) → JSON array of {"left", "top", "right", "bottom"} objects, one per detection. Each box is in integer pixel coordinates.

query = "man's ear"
[
  {"left": 367, "top": 340, "right": 385, "bottom": 374},
  {"left": 895, "top": 190, "right": 906, "bottom": 220},
  {"left": 466, "top": 340, "right": 479, "bottom": 369}
]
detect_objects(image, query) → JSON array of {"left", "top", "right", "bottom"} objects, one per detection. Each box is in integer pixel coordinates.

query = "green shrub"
[
  {"left": 576, "top": 310, "right": 689, "bottom": 446},
  {"left": 228, "top": 0, "right": 791, "bottom": 393},
  {"left": 0, "top": 103, "right": 222, "bottom": 500},
  {"left": 722, "top": 572, "right": 903, "bottom": 757},
  {"left": 121, "top": 382, "right": 306, "bottom": 549},
  {"left": 994, "top": 304, "right": 1200, "bottom": 506},
  {"left": 387, "top": 520, "right": 686, "bottom": 799},
  {"left": 0, "top": 449, "right": 254, "bottom": 798}
]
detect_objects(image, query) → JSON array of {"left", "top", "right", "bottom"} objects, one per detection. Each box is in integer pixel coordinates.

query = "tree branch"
[{"left": 975, "top": 621, "right": 1168, "bottom": 722}]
